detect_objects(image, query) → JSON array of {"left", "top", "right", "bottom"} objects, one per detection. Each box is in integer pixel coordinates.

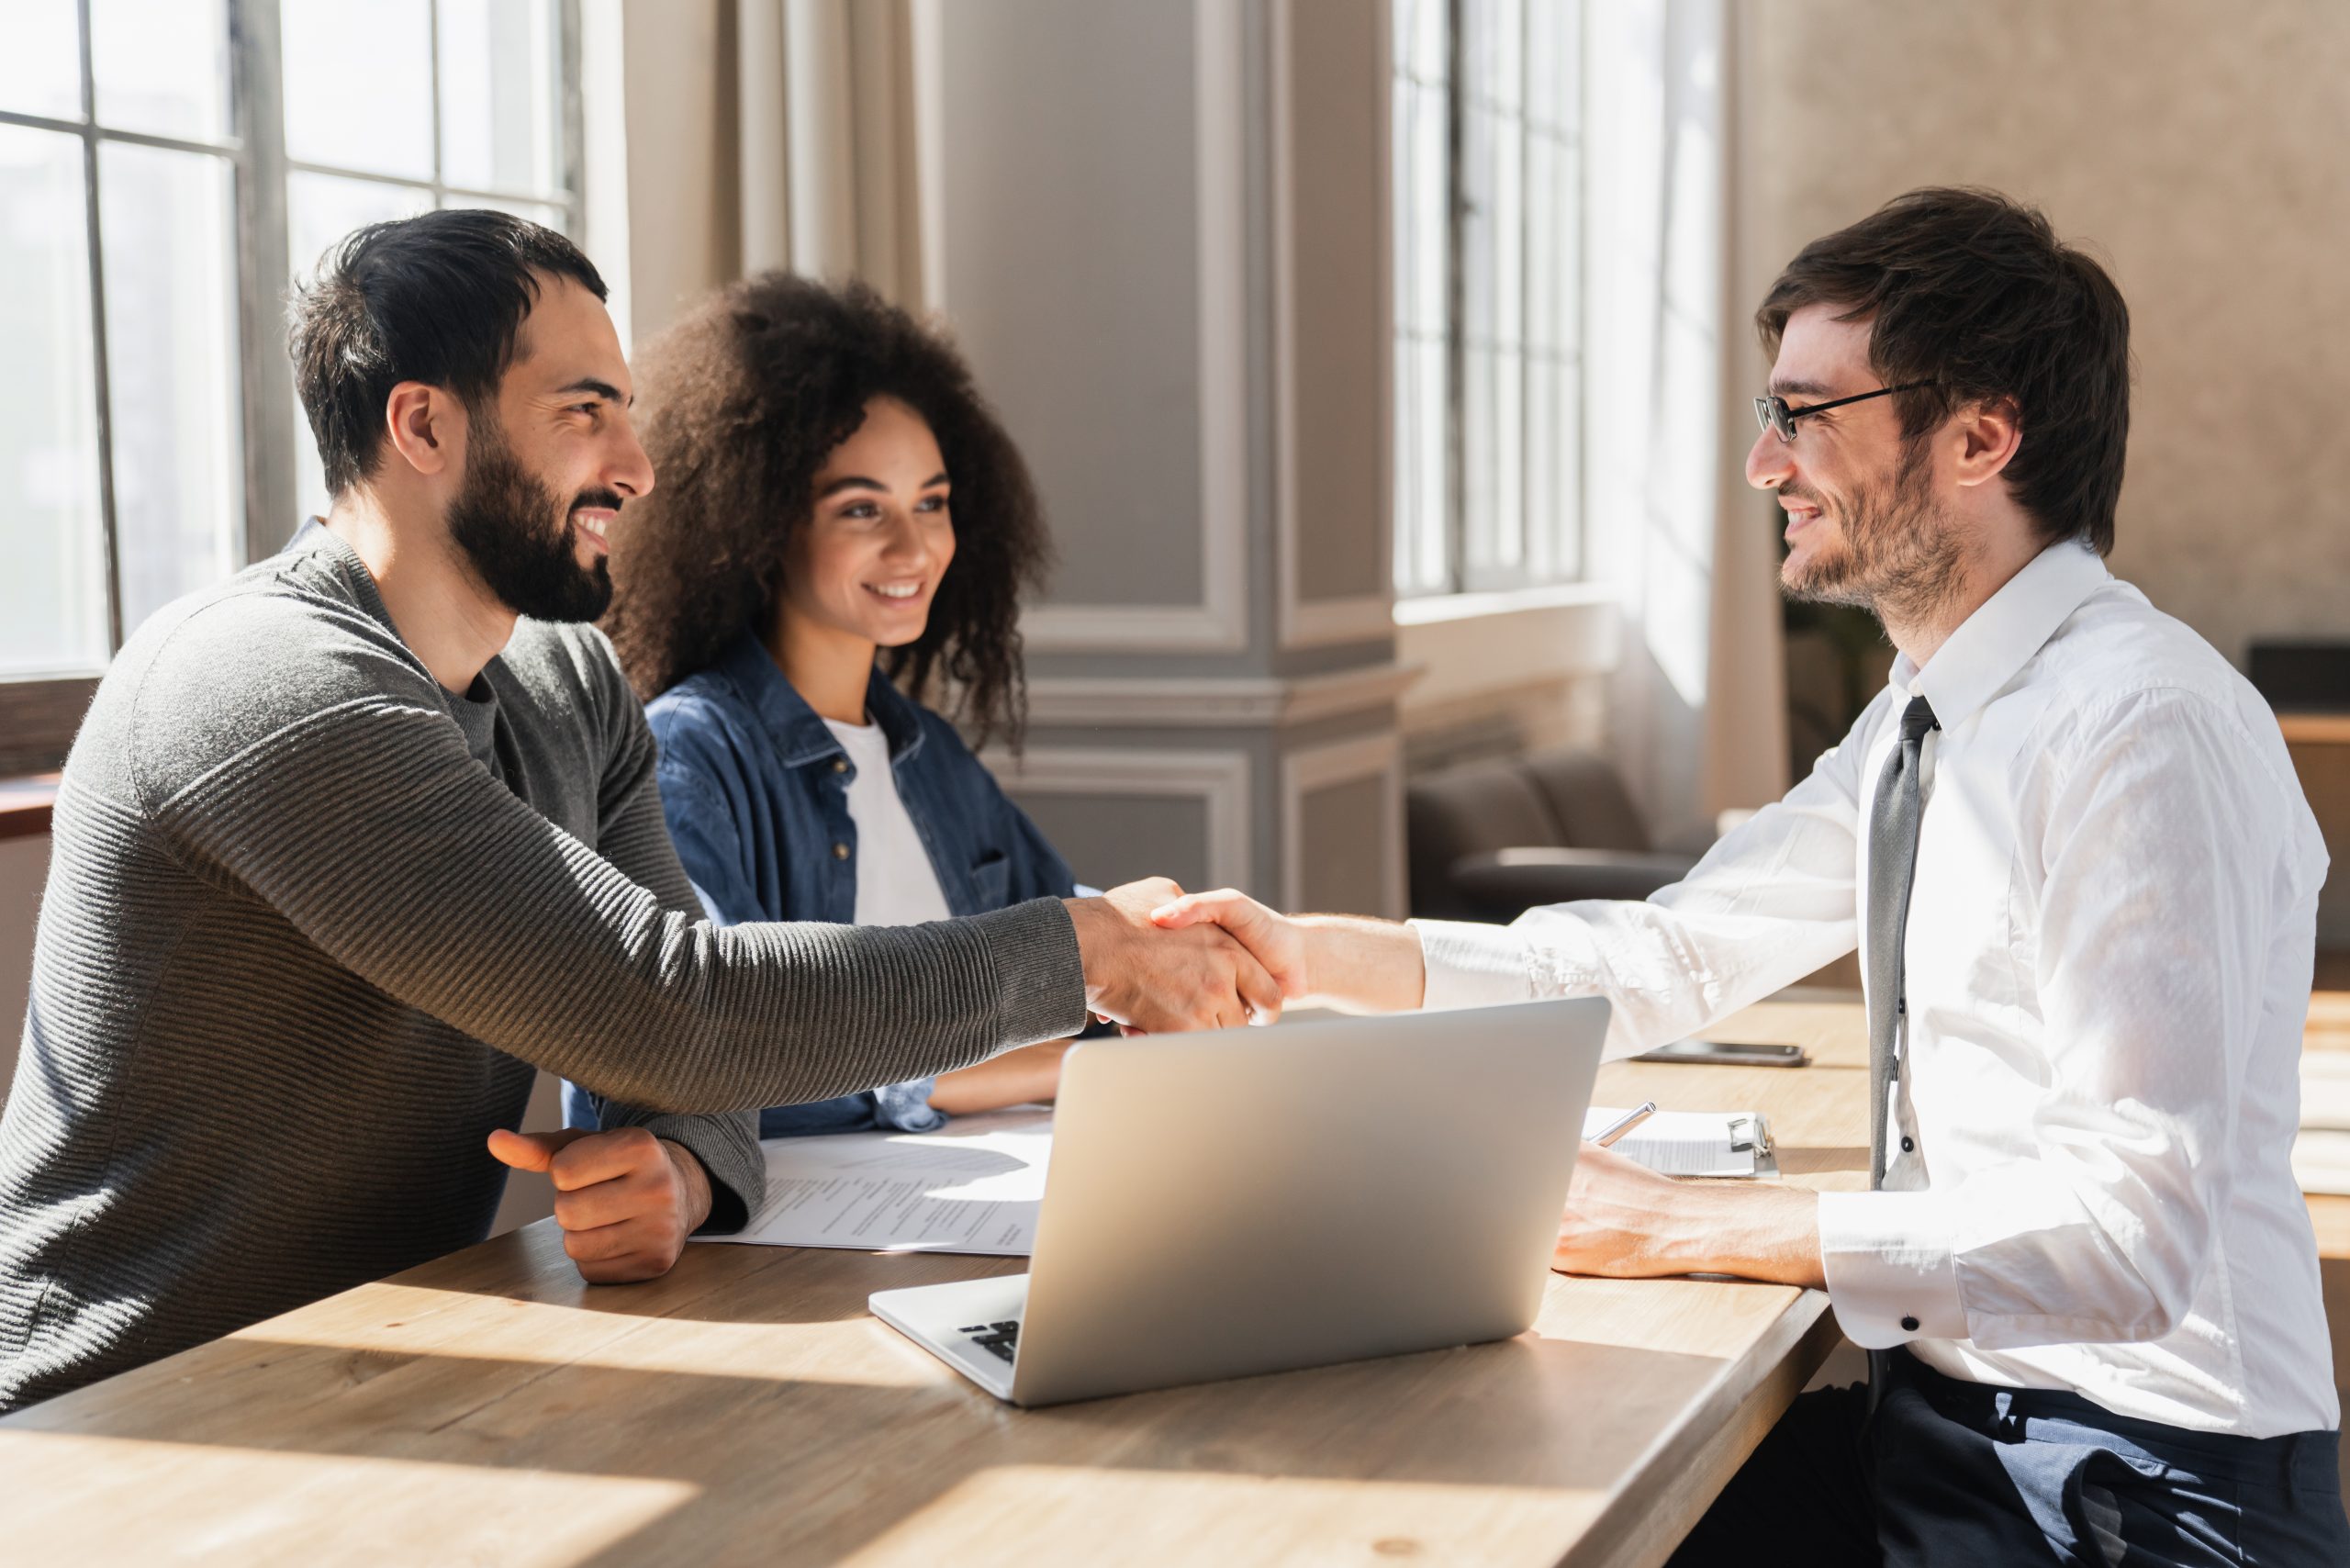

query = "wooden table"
[
  {"left": 0, "top": 997, "right": 1874, "bottom": 1566},
  {"left": 2300, "top": 991, "right": 2350, "bottom": 1496},
  {"left": 2280, "top": 715, "right": 2350, "bottom": 948}
]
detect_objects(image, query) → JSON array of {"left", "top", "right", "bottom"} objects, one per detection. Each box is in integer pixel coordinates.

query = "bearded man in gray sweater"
[{"left": 0, "top": 210, "right": 1279, "bottom": 1412}]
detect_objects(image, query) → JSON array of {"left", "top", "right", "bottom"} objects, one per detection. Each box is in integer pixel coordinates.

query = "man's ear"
[
  {"left": 1952, "top": 397, "right": 2022, "bottom": 489},
  {"left": 382, "top": 381, "right": 461, "bottom": 479}
]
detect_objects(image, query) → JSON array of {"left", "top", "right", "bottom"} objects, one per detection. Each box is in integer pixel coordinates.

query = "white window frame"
[
  {"left": 1391, "top": 0, "right": 1584, "bottom": 604},
  {"left": 0, "top": 0, "right": 585, "bottom": 773}
]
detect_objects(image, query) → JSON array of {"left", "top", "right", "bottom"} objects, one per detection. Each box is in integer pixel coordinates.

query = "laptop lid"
[{"left": 1006, "top": 997, "right": 1608, "bottom": 1406}]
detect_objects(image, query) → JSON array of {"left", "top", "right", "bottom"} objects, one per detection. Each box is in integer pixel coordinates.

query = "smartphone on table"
[{"left": 1628, "top": 1038, "right": 1809, "bottom": 1068}]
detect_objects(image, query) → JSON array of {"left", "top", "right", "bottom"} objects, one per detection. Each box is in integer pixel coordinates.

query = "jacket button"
[
  {"left": 832, "top": 842, "right": 850, "bottom": 860},
  {"left": 1900, "top": 1136, "right": 1915, "bottom": 1153},
  {"left": 832, "top": 758, "right": 848, "bottom": 774},
  {"left": 1900, "top": 1316, "right": 1919, "bottom": 1332}
]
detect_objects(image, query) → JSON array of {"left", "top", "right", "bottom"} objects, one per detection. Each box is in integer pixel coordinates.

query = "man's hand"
[
  {"left": 487, "top": 1126, "right": 713, "bottom": 1284},
  {"left": 1065, "top": 878, "right": 1284, "bottom": 1032},
  {"left": 1552, "top": 1142, "right": 1823, "bottom": 1287},
  {"left": 1149, "top": 890, "right": 1426, "bottom": 1014}
]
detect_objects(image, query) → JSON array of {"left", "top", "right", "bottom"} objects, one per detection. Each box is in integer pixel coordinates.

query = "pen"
[{"left": 1592, "top": 1101, "right": 1657, "bottom": 1148}]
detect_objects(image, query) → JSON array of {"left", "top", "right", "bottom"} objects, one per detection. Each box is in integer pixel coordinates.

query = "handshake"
[{"left": 1062, "top": 879, "right": 1427, "bottom": 1033}]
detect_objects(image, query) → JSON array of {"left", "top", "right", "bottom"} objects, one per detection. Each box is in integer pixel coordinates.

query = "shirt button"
[
  {"left": 832, "top": 758, "right": 849, "bottom": 774},
  {"left": 1901, "top": 1316, "right": 1919, "bottom": 1332},
  {"left": 832, "top": 843, "right": 850, "bottom": 860},
  {"left": 1900, "top": 1136, "right": 1915, "bottom": 1153}
]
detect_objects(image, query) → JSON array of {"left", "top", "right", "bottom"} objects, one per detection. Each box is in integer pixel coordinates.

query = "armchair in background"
[{"left": 1404, "top": 747, "right": 1703, "bottom": 924}]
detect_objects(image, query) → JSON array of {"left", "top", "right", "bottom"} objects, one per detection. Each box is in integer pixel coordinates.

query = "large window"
[
  {"left": 1392, "top": 0, "right": 1583, "bottom": 599},
  {"left": 0, "top": 0, "right": 579, "bottom": 772}
]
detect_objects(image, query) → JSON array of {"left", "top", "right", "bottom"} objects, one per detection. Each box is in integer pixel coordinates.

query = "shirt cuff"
[
  {"left": 1407, "top": 919, "right": 1537, "bottom": 1011},
  {"left": 1818, "top": 1189, "right": 1967, "bottom": 1348},
  {"left": 979, "top": 898, "right": 1090, "bottom": 1045},
  {"left": 634, "top": 1108, "right": 764, "bottom": 1236},
  {"left": 871, "top": 1078, "right": 946, "bottom": 1133}
]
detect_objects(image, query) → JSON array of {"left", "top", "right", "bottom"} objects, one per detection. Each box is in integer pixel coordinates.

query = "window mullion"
[
  {"left": 1516, "top": 9, "right": 1535, "bottom": 582},
  {"left": 428, "top": 0, "right": 443, "bottom": 195},
  {"left": 1442, "top": 0, "right": 1467, "bottom": 598},
  {"left": 229, "top": 0, "right": 297, "bottom": 564},
  {"left": 559, "top": 0, "right": 585, "bottom": 239},
  {"left": 75, "top": 0, "right": 125, "bottom": 652}
]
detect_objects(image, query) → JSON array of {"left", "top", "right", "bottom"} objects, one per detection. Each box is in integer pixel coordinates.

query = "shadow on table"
[
  {"left": 6, "top": 1329, "right": 1740, "bottom": 1565},
  {"left": 420, "top": 1220, "right": 1030, "bottom": 1327}
]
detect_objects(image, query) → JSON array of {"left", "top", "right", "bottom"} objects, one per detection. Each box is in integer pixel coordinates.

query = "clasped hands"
[
  {"left": 497, "top": 882, "right": 1743, "bottom": 1290},
  {"left": 1063, "top": 879, "right": 1313, "bottom": 1032},
  {"left": 1067, "top": 880, "right": 1418, "bottom": 1028},
  {"left": 1068, "top": 882, "right": 1824, "bottom": 1287}
]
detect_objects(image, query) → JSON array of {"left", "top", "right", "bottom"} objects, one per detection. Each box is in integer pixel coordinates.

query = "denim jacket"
[{"left": 563, "top": 629, "right": 1079, "bottom": 1137}]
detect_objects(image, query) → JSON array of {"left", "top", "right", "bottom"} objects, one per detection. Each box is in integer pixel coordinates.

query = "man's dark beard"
[
  {"left": 1780, "top": 435, "right": 1970, "bottom": 626},
  {"left": 446, "top": 418, "right": 616, "bottom": 624}
]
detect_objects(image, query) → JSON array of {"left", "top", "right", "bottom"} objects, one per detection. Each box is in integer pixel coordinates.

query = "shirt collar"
[
  {"left": 1889, "top": 541, "right": 2109, "bottom": 726},
  {"left": 714, "top": 628, "right": 928, "bottom": 768}
]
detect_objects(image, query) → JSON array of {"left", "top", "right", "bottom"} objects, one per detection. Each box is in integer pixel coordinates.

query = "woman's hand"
[{"left": 928, "top": 1040, "right": 1074, "bottom": 1114}]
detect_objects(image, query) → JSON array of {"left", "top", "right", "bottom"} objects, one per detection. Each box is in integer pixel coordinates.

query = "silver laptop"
[{"left": 869, "top": 997, "right": 1607, "bottom": 1406}]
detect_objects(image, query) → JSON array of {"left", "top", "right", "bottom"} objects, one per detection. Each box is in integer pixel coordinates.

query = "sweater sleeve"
[
  {"left": 127, "top": 597, "right": 1088, "bottom": 1117},
  {"left": 574, "top": 666, "right": 764, "bottom": 1232}
]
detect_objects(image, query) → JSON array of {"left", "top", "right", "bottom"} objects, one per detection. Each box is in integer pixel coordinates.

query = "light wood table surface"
[{"left": 0, "top": 996, "right": 1874, "bottom": 1567}]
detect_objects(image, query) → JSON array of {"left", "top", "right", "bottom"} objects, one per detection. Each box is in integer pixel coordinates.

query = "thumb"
[
  {"left": 487, "top": 1126, "right": 595, "bottom": 1173},
  {"left": 1149, "top": 892, "right": 1221, "bottom": 929}
]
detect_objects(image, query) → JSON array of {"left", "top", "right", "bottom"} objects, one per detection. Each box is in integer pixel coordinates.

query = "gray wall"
[
  {"left": 946, "top": 0, "right": 1407, "bottom": 915},
  {"left": 940, "top": 1, "right": 1206, "bottom": 610},
  {"left": 1740, "top": 0, "right": 2350, "bottom": 671}
]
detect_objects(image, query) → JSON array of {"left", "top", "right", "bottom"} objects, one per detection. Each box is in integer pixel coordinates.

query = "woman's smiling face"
[{"left": 780, "top": 396, "right": 956, "bottom": 650}]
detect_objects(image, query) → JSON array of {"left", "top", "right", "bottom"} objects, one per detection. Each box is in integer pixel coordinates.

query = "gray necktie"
[
  {"left": 1867, "top": 694, "right": 1939, "bottom": 1188},
  {"left": 1865, "top": 693, "right": 1937, "bottom": 1399}
]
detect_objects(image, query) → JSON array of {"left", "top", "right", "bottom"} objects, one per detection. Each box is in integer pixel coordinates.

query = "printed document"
[
  {"left": 695, "top": 1107, "right": 1053, "bottom": 1256},
  {"left": 1582, "top": 1105, "right": 1773, "bottom": 1177}
]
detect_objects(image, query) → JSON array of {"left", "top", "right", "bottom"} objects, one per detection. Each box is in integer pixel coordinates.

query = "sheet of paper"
[
  {"left": 695, "top": 1107, "right": 1053, "bottom": 1256},
  {"left": 1583, "top": 1105, "right": 1761, "bottom": 1177}
]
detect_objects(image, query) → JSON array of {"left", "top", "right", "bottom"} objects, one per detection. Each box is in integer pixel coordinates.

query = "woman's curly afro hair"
[{"left": 603, "top": 273, "right": 1050, "bottom": 746}]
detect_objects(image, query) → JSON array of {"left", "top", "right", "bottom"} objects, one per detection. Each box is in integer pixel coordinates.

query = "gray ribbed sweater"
[{"left": 0, "top": 528, "right": 1085, "bottom": 1411}]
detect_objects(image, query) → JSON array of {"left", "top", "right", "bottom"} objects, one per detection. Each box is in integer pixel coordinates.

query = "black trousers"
[{"left": 1668, "top": 1352, "right": 2350, "bottom": 1566}]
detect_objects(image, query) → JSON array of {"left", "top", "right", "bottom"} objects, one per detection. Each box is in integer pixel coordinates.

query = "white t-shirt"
[{"left": 823, "top": 718, "right": 953, "bottom": 926}]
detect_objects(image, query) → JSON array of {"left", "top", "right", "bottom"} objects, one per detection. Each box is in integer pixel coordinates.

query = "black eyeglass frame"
[{"left": 1752, "top": 381, "right": 1936, "bottom": 443}]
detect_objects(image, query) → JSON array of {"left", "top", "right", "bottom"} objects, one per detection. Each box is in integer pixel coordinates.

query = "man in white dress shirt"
[{"left": 1154, "top": 188, "right": 2349, "bottom": 1562}]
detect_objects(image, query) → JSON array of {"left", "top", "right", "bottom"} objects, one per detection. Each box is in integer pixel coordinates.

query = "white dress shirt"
[{"left": 1414, "top": 542, "right": 2336, "bottom": 1436}]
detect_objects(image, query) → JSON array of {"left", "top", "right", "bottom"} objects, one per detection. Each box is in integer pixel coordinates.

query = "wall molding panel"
[
  {"left": 1281, "top": 731, "right": 1404, "bottom": 916},
  {"left": 1024, "top": 663, "right": 1421, "bottom": 730},
  {"left": 943, "top": 1, "right": 1400, "bottom": 921},
  {"left": 984, "top": 745, "right": 1256, "bottom": 892},
  {"left": 1270, "top": 0, "right": 1395, "bottom": 651},
  {"left": 1017, "top": 0, "right": 1250, "bottom": 655}
]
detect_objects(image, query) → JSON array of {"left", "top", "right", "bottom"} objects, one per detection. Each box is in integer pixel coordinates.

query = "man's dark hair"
[
  {"left": 290, "top": 208, "right": 607, "bottom": 496},
  {"left": 1756, "top": 187, "right": 2131, "bottom": 554}
]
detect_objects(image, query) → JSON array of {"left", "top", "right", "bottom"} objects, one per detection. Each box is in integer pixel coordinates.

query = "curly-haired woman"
[{"left": 565, "top": 274, "right": 1084, "bottom": 1140}]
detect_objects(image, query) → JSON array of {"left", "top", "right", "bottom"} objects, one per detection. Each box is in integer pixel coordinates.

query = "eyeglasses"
[{"left": 1752, "top": 382, "right": 1934, "bottom": 443}]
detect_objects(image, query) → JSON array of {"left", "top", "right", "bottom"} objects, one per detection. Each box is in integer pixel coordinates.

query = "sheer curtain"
[
  {"left": 1583, "top": 0, "right": 1786, "bottom": 846},
  {"left": 735, "top": 0, "right": 928, "bottom": 304}
]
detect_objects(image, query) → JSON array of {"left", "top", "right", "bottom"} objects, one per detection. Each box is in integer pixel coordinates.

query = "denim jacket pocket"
[{"left": 969, "top": 851, "right": 1011, "bottom": 909}]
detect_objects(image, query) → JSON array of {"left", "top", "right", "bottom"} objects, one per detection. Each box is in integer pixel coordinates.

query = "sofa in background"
[{"left": 1404, "top": 747, "right": 1702, "bottom": 924}]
